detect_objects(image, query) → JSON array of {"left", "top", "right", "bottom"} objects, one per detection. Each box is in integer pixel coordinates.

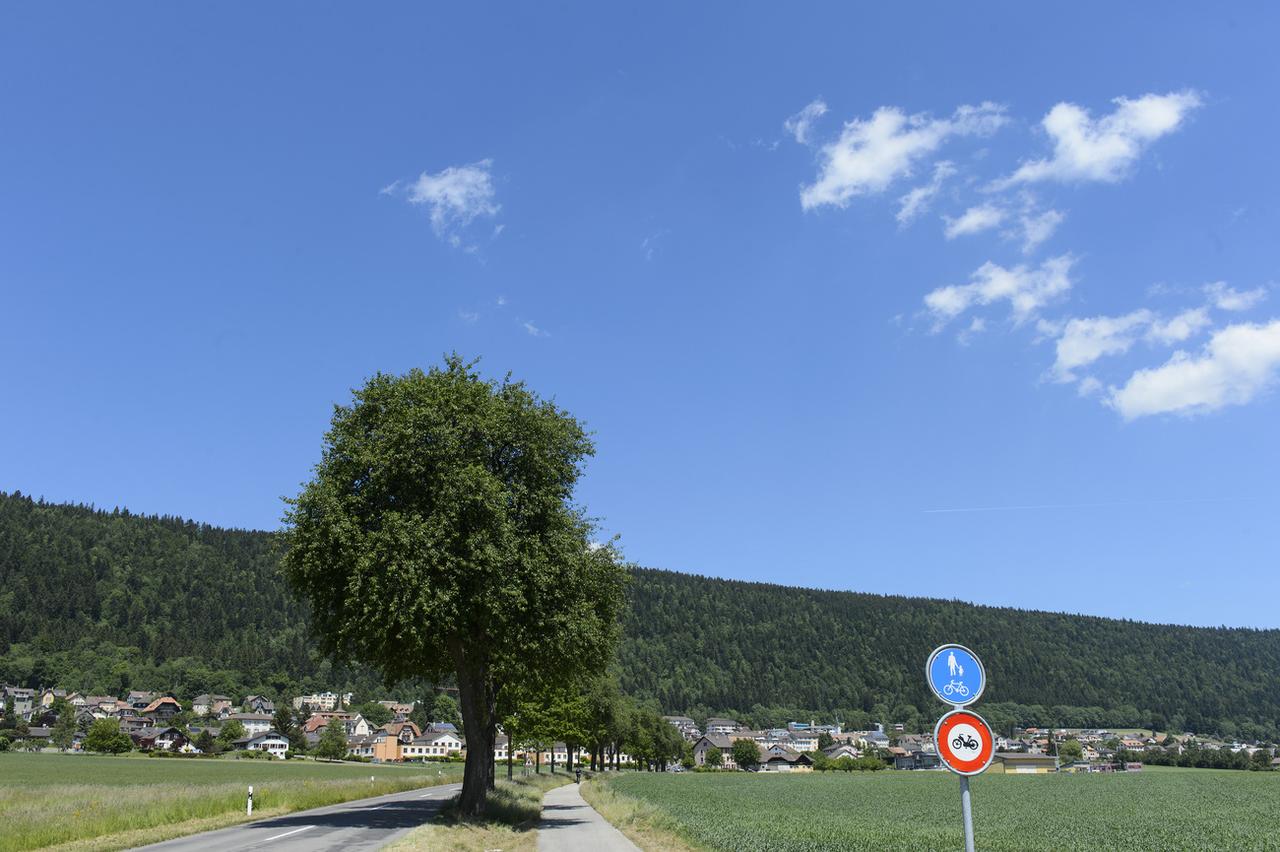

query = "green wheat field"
[{"left": 602, "top": 767, "right": 1280, "bottom": 851}]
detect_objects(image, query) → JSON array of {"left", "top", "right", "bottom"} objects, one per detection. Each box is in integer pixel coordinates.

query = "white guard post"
[{"left": 247, "top": 785, "right": 254, "bottom": 816}]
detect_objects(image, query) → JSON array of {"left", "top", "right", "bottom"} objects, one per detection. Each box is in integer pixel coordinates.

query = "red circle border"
[{"left": 934, "top": 709, "right": 994, "bottom": 775}]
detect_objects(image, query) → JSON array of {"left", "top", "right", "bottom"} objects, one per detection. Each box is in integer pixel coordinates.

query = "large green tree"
[
  {"left": 315, "top": 719, "right": 349, "bottom": 760},
  {"left": 84, "top": 718, "right": 132, "bottom": 754},
  {"left": 282, "top": 358, "right": 628, "bottom": 816}
]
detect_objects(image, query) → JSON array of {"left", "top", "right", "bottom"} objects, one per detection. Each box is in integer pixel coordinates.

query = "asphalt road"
[{"left": 131, "top": 781, "right": 462, "bottom": 852}]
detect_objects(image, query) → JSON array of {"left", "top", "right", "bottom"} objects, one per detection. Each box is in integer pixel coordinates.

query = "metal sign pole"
[{"left": 959, "top": 775, "right": 975, "bottom": 852}]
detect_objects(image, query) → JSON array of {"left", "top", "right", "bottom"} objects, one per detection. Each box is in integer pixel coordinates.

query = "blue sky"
[{"left": 3, "top": 4, "right": 1278, "bottom": 628}]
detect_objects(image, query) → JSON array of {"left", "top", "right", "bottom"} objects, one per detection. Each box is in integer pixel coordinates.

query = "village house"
[
  {"left": 302, "top": 711, "right": 354, "bottom": 745},
  {"left": 402, "top": 729, "right": 463, "bottom": 760},
  {"left": 343, "top": 714, "right": 372, "bottom": 738},
  {"left": 378, "top": 700, "right": 414, "bottom": 721},
  {"left": 243, "top": 695, "right": 275, "bottom": 714},
  {"left": 4, "top": 686, "right": 36, "bottom": 720},
  {"left": 140, "top": 696, "right": 183, "bottom": 722},
  {"left": 759, "top": 744, "right": 814, "bottom": 772},
  {"left": 39, "top": 688, "right": 67, "bottom": 709},
  {"left": 692, "top": 733, "right": 737, "bottom": 769},
  {"left": 191, "top": 694, "right": 233, "bottom": 716},
  {"left": 118, "top": 714, "right": 152, "bottom": 733},
  {"left": 125, "top": 691, "right": 158, "bottom": 712},
  {"left": 705, "top": 717, "right": 741, "bottom": 734},
  {"left": 369, "top": 722, "right": 423, "bottom": 762},
  {"left": 234, "top": 731, "right": 289, "bottom": 757},
  {"left": 662, "top": 715, "right": 702, "bottom": 741},
  {"left": 130, "top": 726, "right": 189, "bottom": 752},
  {"left": 229, "top": 712, "right": 274, "bottom": 737},
  {"left": 823, "top": 743, "right": 862, "bottom": 760}
]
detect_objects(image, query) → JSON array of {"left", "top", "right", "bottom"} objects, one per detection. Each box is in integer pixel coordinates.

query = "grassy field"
[
  {"left": 594, "top": 768, "right": 1280, "bottom": 851},
  {"left": 0, "top": 752, "right": 464, "bottom": 852}
]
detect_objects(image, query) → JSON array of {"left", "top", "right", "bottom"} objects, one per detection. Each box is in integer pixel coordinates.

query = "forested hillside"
[
  {"left": 3, "top": 491, "right": 1278, "bottom": 739},
  {"left": 619, "top": 569, "right": 1280, "bottom": 740}
]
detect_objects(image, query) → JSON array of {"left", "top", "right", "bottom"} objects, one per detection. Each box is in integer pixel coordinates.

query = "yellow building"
[{"left": 988, "top": 752, "right": 1057, "bottom": 774}]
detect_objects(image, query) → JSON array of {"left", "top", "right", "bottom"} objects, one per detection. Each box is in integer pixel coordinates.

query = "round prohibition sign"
[{"left": 934, "top": 709, "right": 995, "bottom": 776}]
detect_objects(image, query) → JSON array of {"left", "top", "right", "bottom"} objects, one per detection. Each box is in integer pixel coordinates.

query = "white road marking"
[{"left": 263, "top": 825, "right": 314, "bottom": 842}]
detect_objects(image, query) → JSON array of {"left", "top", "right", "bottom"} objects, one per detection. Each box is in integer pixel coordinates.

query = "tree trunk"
[
  {"left": 507, "top": 744, "right": 513, "bottom": 780},
  {"left": 453, "top": 643, "right": 496, "bottom": 819}
]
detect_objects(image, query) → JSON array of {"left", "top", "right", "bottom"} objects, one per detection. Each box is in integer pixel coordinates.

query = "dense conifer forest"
[{"left": 2, "top": 491, "right": 1277, "bottom": 739}]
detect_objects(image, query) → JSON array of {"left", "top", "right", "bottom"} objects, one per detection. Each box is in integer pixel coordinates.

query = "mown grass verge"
[
  {"left": 580, "top": 774, "right": 703, "bottom": 851},
  {"left": 388, "top": 771, "right": 572, "bottom": 852},
  {"left": 0, "top": 752, "right": 464, "bottom": 852}
]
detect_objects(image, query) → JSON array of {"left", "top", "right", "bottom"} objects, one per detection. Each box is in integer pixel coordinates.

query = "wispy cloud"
[
  {"left": 522, "top": 320, "right": 549, "bottom": 338},
  {"left": 944, "top": 203, "right": 1006, "bottom": 239},
  {"left": 997, "top": 90, "right": 1201, "bottom": 186},
  {"left": 1016, "top": 207, "right": 1064, "bottom": 254},
  {"left": 924, "top": 255, "right": 1074, "bottom": 327},
  {"left": 896, "top": 161, "right": 955, "bottom": 225},
  {"left": 784, "top": 99, "right": 828, "bottom": 145},
  {"left": 1046, "top": 309, "right": 1153, "bottom": 382},
  {"left": 390, "top": 159, "right": 500, "bottom": 247},
  {"left": 1204, "top": 281, "right": 1266, "bottom": 312},
  {"left": 800, "top": 102, "right": 1007, "bottom": 210}
]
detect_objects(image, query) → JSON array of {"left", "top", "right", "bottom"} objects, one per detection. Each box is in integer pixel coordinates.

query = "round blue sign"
[{"left": 926, "top": 644, "right": 985, "bottom": 707}]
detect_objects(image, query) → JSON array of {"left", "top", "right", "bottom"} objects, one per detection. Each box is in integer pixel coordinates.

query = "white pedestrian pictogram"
[{"left": 947, "top": 651, "right": 957, "bottom": 676}]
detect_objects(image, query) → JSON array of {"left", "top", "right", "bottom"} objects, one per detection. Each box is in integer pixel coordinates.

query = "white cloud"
[
  {"left": 1045, "top": 306, "right": 1213, "bottom": 382},
  {"left": 1048, "top": 309, "right": 1153, "bottom": 381},
  {"left": 944, "top": 203, "right": 1006, "bottom": 239},
  {"left": 1018, "top": 208, "right": 1065, "bottom": 254},
  {"left": 896, "top": 161, "right": 956, "bottom": 225},
  {"left": 1108, "top": 319, "right": 1280, "bottom": 419},
  {"left": 458, "top": 310, "right": 480, "bottom": 323},
  {"left": 523, "top": 321, "right": 548, "bottom": 337},
  {"left": 496, "top": 295, "right": 507, "bottom": 307},
  {"left": 801, "top": 102, "right": 1007, "bottom": 209},
  {"left": 784, "top": 99, "right": 828, "bottom": 145},
  {"left": 1147, "top": 307, "right": 1212, "bottom": 344},
  {"left": 999, "top": 90, "right": 1201, "bottom": 186},
  {"left": 1204, "top": 281, "right": 1266, "bottom": 312},
  {"left": 379, "top": 180, "right": 400, "bottom": 196},
  {"left": 406, "top": 159, "right": 500, "bottom": 242},
  {"left": 924, "top": 255, "right": 1073, "bottom": 327}
]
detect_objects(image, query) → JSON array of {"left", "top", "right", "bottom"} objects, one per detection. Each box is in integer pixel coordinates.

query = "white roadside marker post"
[{"left": 247, "top": 785, "right": 253, "bottom": 816}]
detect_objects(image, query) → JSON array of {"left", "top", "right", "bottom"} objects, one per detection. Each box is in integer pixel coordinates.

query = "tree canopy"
[{"left": 281, "top": 358, "right": 627, "bottom": 814}]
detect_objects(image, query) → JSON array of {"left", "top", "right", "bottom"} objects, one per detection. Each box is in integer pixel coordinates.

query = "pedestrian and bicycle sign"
[
  {"left": 934, "top": 708, "right": 995, "bottom": 776},
  {"left": 925, "top": 643, "right": 985, "bottom": 707},
  {"left": 925, "top": 643, "right": 991, "bottom": 852}
]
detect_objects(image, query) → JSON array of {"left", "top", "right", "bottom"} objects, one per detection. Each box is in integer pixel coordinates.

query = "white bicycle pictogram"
[{"left": 941, "top": 679, "right": 970, "bottom": 698}]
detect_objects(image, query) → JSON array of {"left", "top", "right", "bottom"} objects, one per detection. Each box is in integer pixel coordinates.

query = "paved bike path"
[{"left": 537, "top": 783, "right": 639, "bottom": 852}]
